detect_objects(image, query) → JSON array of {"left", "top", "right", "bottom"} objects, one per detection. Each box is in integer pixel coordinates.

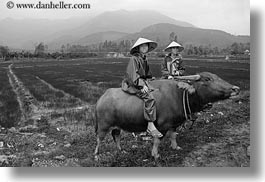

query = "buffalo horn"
[{"left": 174, "top": 75, "right": 201, "bottom": 81}]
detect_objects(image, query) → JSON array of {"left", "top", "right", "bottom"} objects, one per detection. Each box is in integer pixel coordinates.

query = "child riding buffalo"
[
  {"left": 161, "top": 41, "right": 185, "bottom": 79},
  {"left": 121, "top": 37, "right": 163, "bottom": 138}
]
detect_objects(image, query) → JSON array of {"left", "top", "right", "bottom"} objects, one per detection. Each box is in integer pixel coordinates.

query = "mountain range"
[
  {"left": 116, "top": 23, "right": 250, "bottom": 48},
  {"left": 0, "top": 9, "right": 249, "bottom": 51}
]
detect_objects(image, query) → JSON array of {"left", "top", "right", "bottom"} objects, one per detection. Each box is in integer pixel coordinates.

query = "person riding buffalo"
[
  {"left": 121, "top": 37, "right": 163, "bottom": 138},
  {"left": 161, "top": 41, "right": 200, "bottom": 127},
  {"left": 161, "top": 41, "right": 185, "bottom": 79}
]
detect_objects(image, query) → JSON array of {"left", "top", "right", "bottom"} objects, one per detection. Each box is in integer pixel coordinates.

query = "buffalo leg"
[
  {"left": 94, "top": 137, "right": 101, "bottom": 156},
  {"left": 94, "top": 129, "right": 108, "bottom": 157},
  {"left": 151, "top": 137, "right": 161, "bottom": 159},
  {"left": 168, "top": 129, "right": 182, "bottom": 150},
  {"left": 111, "top": 128, "right": 122, "bottom": 151}
]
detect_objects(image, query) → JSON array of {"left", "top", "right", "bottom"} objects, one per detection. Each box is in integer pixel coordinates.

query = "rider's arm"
[
  {"left": 138, "top": 78, "right": 147, "bottom": 88},
  {"left": 177, "top": 55, "right": 185, "bottom": 76},
  {"left": 126, "top": 56, "right": 148, "bottom": 90},
  {"left": 161, "top": 57, "right": 170, "bottom": 78},
  {"left": 124, "top": 56, "right": 141, "bottom": 86},
  {"left": 146, "top": 63, "right": 153, "bottom": 79}
]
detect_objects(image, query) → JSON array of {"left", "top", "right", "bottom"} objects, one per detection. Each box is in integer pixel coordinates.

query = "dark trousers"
[{"left": 136, "top": 91, "right": 156, "bottom": 122}]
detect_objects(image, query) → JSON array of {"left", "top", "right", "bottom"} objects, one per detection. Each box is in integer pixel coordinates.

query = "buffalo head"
[{"left": 192, "top": 72, "right": 240, "bottom": 104}]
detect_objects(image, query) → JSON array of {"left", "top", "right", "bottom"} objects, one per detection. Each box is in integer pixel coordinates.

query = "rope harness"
[{"left": 180, "top": 89, "right": 196, "bottom": 130}]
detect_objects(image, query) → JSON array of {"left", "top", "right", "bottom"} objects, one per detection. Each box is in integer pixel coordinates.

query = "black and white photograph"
[{"left": 0, "top": 0, "right": 251, "bottom": 169}]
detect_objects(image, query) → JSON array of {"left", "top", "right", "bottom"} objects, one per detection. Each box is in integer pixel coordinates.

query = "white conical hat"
[
  {"left": 130, "top": 37, "right": 157, "bottom": 54},
  {"left": 164, "top": 41, "right": 184, "bottom": 52}
]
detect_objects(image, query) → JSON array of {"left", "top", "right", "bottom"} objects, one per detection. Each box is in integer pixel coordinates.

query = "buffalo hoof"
[
  {"left": 121, "top": 150, "right": 127, "bottom": 154},
  {"left": 151, "top": 151, "right": 160, "bottom": 160},
  {"left": 176, "top": 146, "right": 182, "bottom": 150},
  {"left": 153, "top": 154, "right": 160, "bottom": 160},
  {"left": 94, "top": 155, "right": 99, "bottom": 161},
  {"left": 171, "top": 144, "right": 182, "bottom": 150},
  {"left": 117, "top": 150, "right": 127, "bottom": 154}
]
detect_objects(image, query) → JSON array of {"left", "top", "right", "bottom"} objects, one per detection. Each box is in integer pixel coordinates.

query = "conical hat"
[
  {"left": 130, "top": 37, "right": 157, "bottom": 54},
  {"left": 164, "top": 41, "right": 184, "bottom": 52}
]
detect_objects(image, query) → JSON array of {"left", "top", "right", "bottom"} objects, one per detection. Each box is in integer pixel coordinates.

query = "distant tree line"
[
  {"left": 183, "top": 42, "right": 250, "bottom": 56},
  {"left": 0, "top": 38, "right": 250, "bottom": 61},
  {"left": 0, "top": 46, "right": 9, "bottom": 60},
  {"left": 62, "top": 41, "right": 250, "bottom": 57},
  {"left": 63, "top": 40, "right": 134, "bottom": 53},
  {"left": 58, "top": 32, "right": 250, "bottom": 57},
  {"left": 0, "top": 43, "right": 98, "bottom": 61}
]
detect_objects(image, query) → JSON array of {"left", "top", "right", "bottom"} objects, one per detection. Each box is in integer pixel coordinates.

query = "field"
[{"left": 0, "top": 58, "right": 250, "bottom": 167}]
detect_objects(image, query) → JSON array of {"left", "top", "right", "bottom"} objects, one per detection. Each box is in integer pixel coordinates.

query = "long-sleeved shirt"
[
  {"left": 122, "top": 53, "right": 153, "bottom": 94},
  {"left": 161, "top": 53, "right": 185, "bottom": 79}
]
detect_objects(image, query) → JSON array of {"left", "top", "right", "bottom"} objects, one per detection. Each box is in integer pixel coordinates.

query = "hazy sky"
[{"left": 0, "top": 0, "right": 250, "bottom": 35}]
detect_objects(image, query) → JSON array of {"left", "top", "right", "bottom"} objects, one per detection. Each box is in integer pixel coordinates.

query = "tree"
[
  {"left": 169, "top": 32, "right": 175, "bottom": 42},
  {"left": 0, "top": 46, "right": 9, "bottom": 61},
  {"left": 125, "top": 40, "right": 131, "bottom": 52},
  {"left": 193, "top": 46, "right": 198, "bottom": 55},
  {"left": 245, "top": 42, "right": 250, "bottom": 51},
  {"left": 66, "top": 44, "right": 71, "bottom": 52},
  {"left": 231, "top": 42, "right": 239, "bottom": 55},
  {"left": 119, "top": 40, "right": 125, "bottom": 52},
  {"left": 198, "top": 45, "right": 204, "bottom": 55},
  {"left": 34, "top": 42, "right": 45, "bottom": 55},
  {"left": 186, "top": 44, "right": 194, "bottom": 55},
  {"left": 174, "top": 35, "right": 178, "bottom": 42},
  {"left": 103, "top": 40, "right": 108, "bottom": 50},
  {"left": 203, "top": 45, "right": 210, "bottom": 55},
  {"left": 44, "top": 44, "right": 48, "bottom": 51},
  {"left": 98, "top": 42, "right": 103, "bottom": 52},
  {"left": 61, "top": 45, "right": 65, "bottom": 54},
  {"left": 213, "top": 47, "right": 219, "bottom": 55}
]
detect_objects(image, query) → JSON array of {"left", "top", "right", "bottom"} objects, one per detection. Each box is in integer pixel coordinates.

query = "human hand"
[
  {"left": 141, "top": 85, "right": 149, "bottom": 93},
  {"left": 174, "top": 71, "right": 180, "bottom": 76}
]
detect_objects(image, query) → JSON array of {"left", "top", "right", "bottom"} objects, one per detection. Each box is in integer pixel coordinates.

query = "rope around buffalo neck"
[
  {"left": 182, "top": 89, "right": 194, "bottom": 130},
  {"left": 183, "top": 90, "right": 191, "bottom": 120}
]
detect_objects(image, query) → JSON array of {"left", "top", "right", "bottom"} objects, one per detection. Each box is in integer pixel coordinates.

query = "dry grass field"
[{"left": 0, "top": 58, "right": 249, "bottom": 167}]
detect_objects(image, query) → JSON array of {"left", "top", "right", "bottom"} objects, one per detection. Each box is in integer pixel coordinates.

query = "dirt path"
[
  {"left": 7, "top": 64, "right": 39, "bottom": 123},
  {"left": 7, "top": 64, "right": 94, "bottom": 122}
]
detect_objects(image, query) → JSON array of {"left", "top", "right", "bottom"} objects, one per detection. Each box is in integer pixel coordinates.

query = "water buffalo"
[{"left": 94, "top": 72, "right": 240, "bottom": 159}]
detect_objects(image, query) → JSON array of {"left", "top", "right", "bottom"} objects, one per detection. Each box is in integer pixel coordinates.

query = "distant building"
[
  {"left": 147, "top": 52, "right": 158, "bottom": 57},
  {"left": 244, "top": 49, "right": 250, "bottom": 56},
  {"left": 106, "top": 52, "right": 125, "bottom": 58}
]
